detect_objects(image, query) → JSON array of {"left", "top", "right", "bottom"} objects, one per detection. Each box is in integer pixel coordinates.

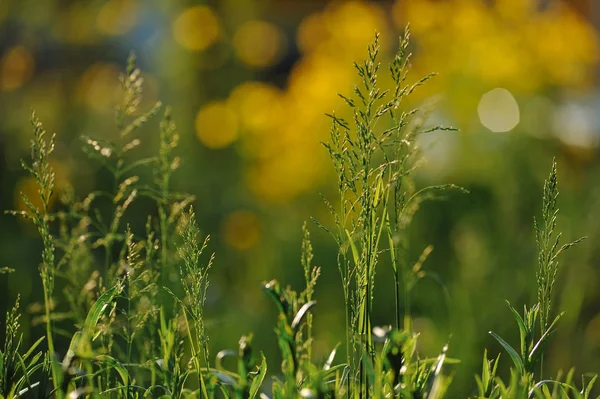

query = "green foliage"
[
  {"left": 0, "top": 30, "right": 596, "bottom": 399},
  {"left": 0, "top": 297, "right": 45, "bottom": 398}
]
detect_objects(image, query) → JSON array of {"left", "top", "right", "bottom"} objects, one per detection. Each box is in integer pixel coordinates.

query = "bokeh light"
[
  {"left": 173, "top": 5, "right": 221, "bottom": 52},
  {"left": 195, "top": 101, "right": 239, "bottom": 149},
  {"left": 478, "top": 88, "right": 520, "bottom": 133},
  {"left": 554, "top": 102, "right": 599, "bottom": 148},
  {"left": 228, "top": 82, "right": 284, "bottom": 136},
  {"left": 392, "top": 0, "right": 599, "bottom": 123},
  {"left": 233, "top": 20, "right": 286, "bottom": 68},
  {"left": 1, "top": 46, "right": 34, "bottom": 92}
]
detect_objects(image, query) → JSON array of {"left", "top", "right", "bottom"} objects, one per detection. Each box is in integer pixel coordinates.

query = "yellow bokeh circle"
[
  {"left": 195, "top": 101, "right": 239, "bottom": 149},
  {"left": 228, "top": 81, "right": 284, "bottom": 134},
  {"left": 233, "top": 20, "right": 285, "bottom": 68},
  {"left": 173, "top": 6, "right": 221, "bottom": 52}
]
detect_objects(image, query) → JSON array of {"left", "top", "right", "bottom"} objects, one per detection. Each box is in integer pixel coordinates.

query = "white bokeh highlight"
[{"left": 478, "top": 88, "right": 520, "bottom": 133}]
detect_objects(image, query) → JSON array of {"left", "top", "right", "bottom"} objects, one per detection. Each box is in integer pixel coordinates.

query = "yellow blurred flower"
[
  {"left": 287, "top": 53, "right": 353, "bottom": 113},
  {"left": 228, "top": 81, "right": 284, "bottom": 135},
  {"left": 326, "top": 1, "right": 389, "bottom": 57},
  {"left": 495, "top": 0, "right": 537, "bottom": 21},
  {"left": 229, "top": 1, "right": 389, "bottom": 203},
  {"left": 173, "top": 6, "right": 221, "bottom": 52},
  {"left": 233, "top": 20, "right": 286, "bottom": 68},
  {"left": 393, "top": 0, "right": 441, "bottom": 36},
  {"left": 222, "top": 211, "right": 261, "bottom": 250},
  {"left": 1, "top": 46, "right": 34, "bottom": 92},
  {"left": 97, "top": 0, "right": 138, "bottom": 36},
  {"left": 391, "top": 0, "right": 598, "bottom": 122},
  {"left": 195, "top": 101, "right": 239, "bottom": 149},
  {"left": 396, "top": 0, "right": 598, "bottom": 89},
  {"left": 226, "top": 0, "right": 598, "bottom": 204},
  {"left": 296, "top": 13, "right": 327, "bottom": 55},
  {"left": 530, "top": 4, "right": 599, "bottom": 86},
  {"left": 297, "top": 1, "right": 389, "bottom": 58},
  {"left": 245, "top": 139, "right": 325, "bottom": 203}
]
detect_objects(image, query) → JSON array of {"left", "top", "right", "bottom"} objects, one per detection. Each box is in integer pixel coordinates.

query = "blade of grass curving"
[
  {"left": 291, "top": 301, "right": 317, "bottom": 333},
  {"left": 248, "top": 354, "right": 267, "bottom": 399},
  {"left": 528, "top": 380, "right": 580, "bottom": 398},
  {"left": 21, "top": 337, "right": 45, "bottom": 363},
  {"left": 15, "top": 357, "right": 43, "bottom": 396},
  {"left": 324, "top": 343, "right": 341, "bottom": 371},
  {"left": 83, "top": 284, "right": 122, "bottom": 332},
  {"left": 142, "top": 385, "right": 171, "bottom": 397},
  {"left": 528, "top": 312, "right": 564, "bottom": 363},
  {"left": 489, "top": 331, "right": 524, "bottom": 375},
  {"left": 583, "top": 374, "right": 598, "bottom": 398},
  {"left": 507, "top": 302, "right": 528, "bottom": 359},
  {"left": 94, "top": 355, "right": 129, "bottom": 387}
]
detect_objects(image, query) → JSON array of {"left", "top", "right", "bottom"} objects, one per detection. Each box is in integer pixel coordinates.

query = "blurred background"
[{"left": 1, "top": 0, "right": 600, "bottom": 396}]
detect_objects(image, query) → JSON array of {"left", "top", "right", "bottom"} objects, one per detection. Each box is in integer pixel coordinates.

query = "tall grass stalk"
[
  {"left": 535, "top": 159, "right": 585, "bottom": 332},
  {"left": 156, "top": 107, "right": 180, "bottom": 271},
  {"left": 6, "top": 112, "right": 61, "bottom": 391},
  {"left": 319, "top": 27, "right": 462, "bottom": 397},
  {"left": 175, "top": 207, "right": 213, "bottom": 394},
  {"left": 534, "top": 160, "right": 585, "bottom": 378}
]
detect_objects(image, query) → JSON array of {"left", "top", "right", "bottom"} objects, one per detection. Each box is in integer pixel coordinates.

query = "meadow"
[{"left": 0, "top": 23, "right": 598, "bottom": 398}]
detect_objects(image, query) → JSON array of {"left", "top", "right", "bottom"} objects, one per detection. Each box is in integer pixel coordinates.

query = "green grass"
[{"left": 0, "top": 27, "right": 596, "bottom": 398}]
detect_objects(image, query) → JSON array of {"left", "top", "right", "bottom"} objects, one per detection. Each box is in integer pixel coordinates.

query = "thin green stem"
[
  {"left": 402, "top": 237, "right": 412, "bottom": 335},
  {"left": 159, "top": 205, "right": 168, "bottom": 269},
  {"left": 182, "top": 309, "right": 208, "bottom": 397},
  {"left": 43, "top": 283, "right": 59, "bottom": 391},
  {"left": 394, "top": 264, "right": 401, "bottom": 331},
  {"left": 126, "top": 275, "right": 132, "bottom": 398}
]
